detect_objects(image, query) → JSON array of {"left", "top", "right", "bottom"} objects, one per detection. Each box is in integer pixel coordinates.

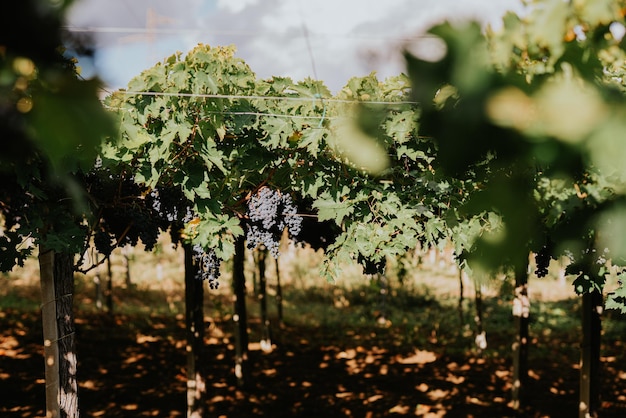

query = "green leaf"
[
  {"left": 313, "top": 196, "right": 354, "bottom": 224},
  {"left": 260, "top": 117, "right": 293, "bottom": 149},
  {"left": 606, "top": 281, "right": 626, "bottom": 314},
  {"left": 120, "top": 119, "right": 151, "bottom": 150},
  {"left": 193, "top": 71, "right": 218, "bottom": 94},
  {"left": 298, "top": 128, "right": 325, "bottom": 155}
]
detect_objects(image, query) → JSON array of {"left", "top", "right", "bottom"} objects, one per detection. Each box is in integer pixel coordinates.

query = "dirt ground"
[{"left": 1, "top": 304, "right": 626, "bottom": 418}]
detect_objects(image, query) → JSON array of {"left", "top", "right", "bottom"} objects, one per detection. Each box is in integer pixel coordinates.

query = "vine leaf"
[
  {"left": 313, "top": 197, "right": 354, "bottom": 225},
  {"left": 606, "top": 281, "right": 626, "bottom": 314}
]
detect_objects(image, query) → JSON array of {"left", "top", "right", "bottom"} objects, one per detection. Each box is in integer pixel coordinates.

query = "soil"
[{"left": 1, "top": 305, "right": 626, "bottom": 418}]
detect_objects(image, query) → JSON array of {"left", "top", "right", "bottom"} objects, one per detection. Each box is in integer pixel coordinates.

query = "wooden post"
[
  {"left": 54, "top": 252, "right": 78, "bottom": 418},
  {"left": 39, "top": 247, "right": 60, "bottom": 418}
]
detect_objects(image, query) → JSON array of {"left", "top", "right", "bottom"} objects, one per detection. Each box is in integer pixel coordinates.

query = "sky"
[{"left": 64, "top": 0, "right": 523, "bottom": 94}]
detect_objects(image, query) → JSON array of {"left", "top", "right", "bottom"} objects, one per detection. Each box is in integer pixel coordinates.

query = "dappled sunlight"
[
  {"left": 1, "top": 264, "right": 626, "bottom": 417},
  {"left": 396, "top": 349, "right": 437, "bottom": 365},
  {"left": 0, "top": 335, "right": 34, "bottom": 360},
  {"left": 1, "top": 302, "right": 623, "bottom": 417}
]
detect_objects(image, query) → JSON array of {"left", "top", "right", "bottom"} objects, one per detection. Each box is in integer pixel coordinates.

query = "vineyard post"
[
  {"left": 39, "top": 246, "right": 80, "bottom": 418},
  {"left": 39, "top": 247, "right": 61, "bottom": 418},
  {"left": 53, "top": 252, "right": 79, "bottom": 418}
]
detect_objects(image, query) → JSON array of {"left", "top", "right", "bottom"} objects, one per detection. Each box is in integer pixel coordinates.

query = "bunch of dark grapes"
[
  {"left": 145, "top": 186, "right": 194, "bottom": 243},
  {"left": 192, "top": 244, "right": 220, "bottom": 289},
  {"left": 99, "top": 204, "right": 161, "bottom": 250},
  {"left": 145, "top": 186, "right": 193, "bottom": 224},
  {"left": 93, "top": 230, "right": 114, "bottom": 256},
  {"left": 148, "top": 187, "right": 222, "bottom": 290},
  {"left": 245, "top": 187, "right": 302, "bottom": 258},
  {"left": 83, "top": 167, "right": 171, "bottom": 254},
  {"left": 534, "top": 243, "right": 552, "bottom": 278},
  {"left": 281, "top": 193, "right": 302, "bottom": 238}
]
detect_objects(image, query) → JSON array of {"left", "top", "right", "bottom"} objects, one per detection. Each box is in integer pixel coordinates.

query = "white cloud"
[
  {"left": 217, "top": 0, "right": 259, "bottom": 14},
  {"left": 65, "top": 0, "right": 522, "bottom": 91}
]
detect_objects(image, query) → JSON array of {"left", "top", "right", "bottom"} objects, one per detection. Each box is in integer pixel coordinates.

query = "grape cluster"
[
  {"left": 245, "top": 187, "right": 303, "bottom": 258},
  {"left": 101, "top": 206, "right": 161, "bottom": 250},
  {"left": 144, "top": 186, "right": 194, "bottom": 243},
  {"left": 146, "top": 187, "right": 193, "bottom": 224},
  {"left": 281, "top": 193, "right": 302, "bottom": 238},
  {"left": 84, "top": 168, "right": 161, "bottom": 252},
  {"left": 192, "top": 244, "right": 220, "bottom": 289},
  {"left": 84, "top": 168, "right": 197, "bottom": 255},
  {"left": 93, "top": 230, "right": 114, "bottom": 256},
  {"left": 534, "top": 244, "right": 551, "bottom": 278}
]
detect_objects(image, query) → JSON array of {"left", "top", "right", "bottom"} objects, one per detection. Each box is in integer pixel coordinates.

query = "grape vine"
[
  {"left": 82, "top": 167, "right": 161, "bottom": 255},
  {"left": 101, "top": 43, "right": 479, "bottom": 284}
]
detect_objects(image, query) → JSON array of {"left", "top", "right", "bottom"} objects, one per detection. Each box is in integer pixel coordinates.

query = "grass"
[{"left": 3, "top": 238, "right": 624, "bottom": 351}]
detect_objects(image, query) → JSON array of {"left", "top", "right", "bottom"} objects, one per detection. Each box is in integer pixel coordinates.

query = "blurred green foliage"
[
  {"left": 0, "top": 0, "right": 114, "bottom": 268},
  {"left": 405, "top": 0, "right": 626, "bottom": 310}
]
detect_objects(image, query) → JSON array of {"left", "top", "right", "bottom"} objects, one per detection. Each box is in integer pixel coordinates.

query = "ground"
[
  {"left": 2, "top": 303, "right": 626, "bottom": 417},
  {"left": 1, "top": 248, "right": 626, "bottom": 417}
]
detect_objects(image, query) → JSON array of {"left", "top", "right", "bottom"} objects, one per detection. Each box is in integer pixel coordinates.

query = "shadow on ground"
[{"left": 1, "top": 286, "right": 625, "bottom": 417}]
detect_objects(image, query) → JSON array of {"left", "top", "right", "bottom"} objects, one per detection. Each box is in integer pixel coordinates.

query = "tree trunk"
[
  {"left": 232, "top": 235, "right": 249, "bottom": 388},
  {"left": 106, "top": 257, "right": 113, "bottom": 314},
  {"left": 54, "top": 252, "right": 79, "bottom": 418},
  {"left": 458, "top": 268, "right": 465, "bottom": 326},
  {"left": 275, "top": 257, "right": 284, "bottom": 329},
  {"left": 39, "top": 248, "right": 79, "bottom": 418},
  {"left": 579, "top": 291, "right": 602, "bottom": 418},
  {"left": 473, "top": 280, "right": 487, "bottom": 354},
  {"left": 93, "top": 271, "right": 103, "bottom": 310},
  {"left": 184, "top": 244, "right": 206, "bottom": 418},
  {"left": 257, "top": 249, "right": 273, "bottom": 352},
  {"left": 122, "top": 246, "right": 132, "bottom": 288},
  {"left": 251, "top": 250, "right": 259, "bottom": 297},
  {"left": 511, "top": 261, "right": 530, "bottom": 410},
  {"left": 376, "top": 273, "right": 389, "bottom": 325}
]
